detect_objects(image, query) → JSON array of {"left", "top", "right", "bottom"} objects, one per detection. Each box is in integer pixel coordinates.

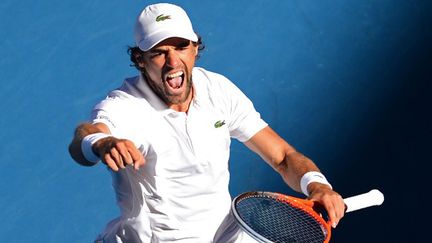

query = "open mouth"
[{"left": 165, "top": 71, "right": 184, "bottom": 89}]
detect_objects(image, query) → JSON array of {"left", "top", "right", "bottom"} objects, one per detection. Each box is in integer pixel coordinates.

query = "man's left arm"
[{"left": 244, "top": 126, "right": 345, "bottom": 228}]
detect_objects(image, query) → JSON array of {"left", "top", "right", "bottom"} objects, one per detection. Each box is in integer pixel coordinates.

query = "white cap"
[{"left": 134, "top": 3, "right": 198, "bottom": 51}]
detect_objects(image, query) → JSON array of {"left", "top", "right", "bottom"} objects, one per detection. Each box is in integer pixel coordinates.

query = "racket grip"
[{"left": 344, "top": 189, "right": 384, "bottom": 213}]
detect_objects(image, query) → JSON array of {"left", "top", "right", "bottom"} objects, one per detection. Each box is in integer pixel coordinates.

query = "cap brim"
[{"left": 137, "top": 30, "right": 198, "bottom": 51}]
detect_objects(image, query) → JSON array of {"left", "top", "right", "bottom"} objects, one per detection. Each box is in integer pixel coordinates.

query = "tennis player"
[{"left": 69, "top": 3, "right": 345, "bottom": 242}]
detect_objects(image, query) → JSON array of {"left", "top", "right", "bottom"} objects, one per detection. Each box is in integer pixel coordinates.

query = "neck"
[{"left": 168, "top": 85, "right": 194, "bottom": 113}]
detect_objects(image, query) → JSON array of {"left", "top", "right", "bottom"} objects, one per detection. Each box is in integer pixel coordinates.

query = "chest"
[{"left": 122, "top": 101, "right": 231, "bottom": 179}]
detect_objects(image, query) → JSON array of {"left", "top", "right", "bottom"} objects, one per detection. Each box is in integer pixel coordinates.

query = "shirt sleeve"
[
  {"left": 88, "top": 90, "right": 152, "bottom": 157},
  {"left": 217, "top": 75, "right": 268, "bottom": 142},
  {"left": 89, "top": 91, "right": 126, "bottom": 136}
]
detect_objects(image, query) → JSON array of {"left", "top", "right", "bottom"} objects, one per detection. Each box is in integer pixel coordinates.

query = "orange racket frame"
[
  {"left": 232, "top": 190, "right": 384, "bottom": 243},
  {"left": 274, "top": 193, "right": 332, "bottom": 243}
]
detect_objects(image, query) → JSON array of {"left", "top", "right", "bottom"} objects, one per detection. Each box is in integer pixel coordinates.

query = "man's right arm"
[
  {"left": 68, "top": 122, "right": 145, "bottom": 171},
  {"left": 68, "top": 122, "right": 108, "bottom": 166}
]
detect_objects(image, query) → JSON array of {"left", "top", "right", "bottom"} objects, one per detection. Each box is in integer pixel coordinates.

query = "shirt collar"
[{"left": 124, "top": 73, "right": 199, "bottom": 116}]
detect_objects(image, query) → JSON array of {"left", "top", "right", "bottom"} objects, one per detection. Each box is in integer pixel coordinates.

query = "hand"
[
  {"left": 93, "top": 136, "right": 145, "bottom": 171},
  {"left": 307, "top": 182, "right": 345, "bottom": 228}
]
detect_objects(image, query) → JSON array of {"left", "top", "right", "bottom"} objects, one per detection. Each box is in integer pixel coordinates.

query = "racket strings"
[{"left": 236, "top": 196, "right": 327, "bottom": 243}]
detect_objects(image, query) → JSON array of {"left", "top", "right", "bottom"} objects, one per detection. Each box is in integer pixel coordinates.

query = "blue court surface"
[{"left": 0, "top": 0, "right": 430, "bottom": 242}]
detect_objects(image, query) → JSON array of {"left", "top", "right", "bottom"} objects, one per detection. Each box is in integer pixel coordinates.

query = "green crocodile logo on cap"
[{"left": 156, "top": 14, "right": 171, "bottom": 22}]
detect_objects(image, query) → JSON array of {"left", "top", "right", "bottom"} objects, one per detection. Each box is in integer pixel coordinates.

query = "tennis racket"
[{"left": 231, "top": 189, "right": 384, "bottom": 243}]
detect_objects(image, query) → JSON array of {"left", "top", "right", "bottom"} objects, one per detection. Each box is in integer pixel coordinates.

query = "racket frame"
[{"left": 231, "top": 191, "right": 331, "bottom": 243}]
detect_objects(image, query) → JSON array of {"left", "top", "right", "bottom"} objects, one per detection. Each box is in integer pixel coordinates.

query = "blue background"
[{"left": 1, "top": 0, "right": 430, "bottom": 242}]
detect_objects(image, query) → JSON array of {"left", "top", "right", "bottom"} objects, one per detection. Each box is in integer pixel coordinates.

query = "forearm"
[
  {"left": 68, "top": 122, "right": 109, "bottom": 166},
  {"left": 246, "top": 126, "right": 344, "bottom": 226},
  {"left": 275, "top": 151, "right": 321, "bottom": 193},
  {"left": 244, "top": 126, "right": 327, "bottom": 194}
]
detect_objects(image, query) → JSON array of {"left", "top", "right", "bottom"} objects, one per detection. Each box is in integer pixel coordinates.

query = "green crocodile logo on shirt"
[
  {"left": 156, "top": 14, "right": 171, "bottom": 22},
  {"left": 214, "top": 120, "right": 226, "bottom": 128}
]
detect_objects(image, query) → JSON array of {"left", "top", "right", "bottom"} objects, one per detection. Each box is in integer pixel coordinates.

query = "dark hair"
[{"left": 128, "top": 34, "right": 205, "bottom": 71}]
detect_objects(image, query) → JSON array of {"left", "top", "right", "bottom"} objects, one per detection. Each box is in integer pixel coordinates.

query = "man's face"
[{"left": 140, "top": 37, "right": 198, "bottom": 110}]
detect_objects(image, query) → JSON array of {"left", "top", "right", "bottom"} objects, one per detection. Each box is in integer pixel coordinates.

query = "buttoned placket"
[
  {"left": 184, "top": 99, "right": 212, "bottom": 167},
  {"left": 167, "top": 110, "right": 195, "bottom": 155}
]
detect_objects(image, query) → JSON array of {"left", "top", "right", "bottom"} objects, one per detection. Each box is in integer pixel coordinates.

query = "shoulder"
[
  {"left": 93, "top": 76, "right": 143, "bottom": 111},
  {"left": 192, "top": 67, "right": 239, "bottom": 93},
  {"left": 193, "top": 67, "right": 230, "bottom": 83}
]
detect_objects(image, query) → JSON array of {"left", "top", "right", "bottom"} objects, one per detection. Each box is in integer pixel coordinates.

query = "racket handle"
[{"left": 344, "top": 189, "right": 384, "bottom": 213}]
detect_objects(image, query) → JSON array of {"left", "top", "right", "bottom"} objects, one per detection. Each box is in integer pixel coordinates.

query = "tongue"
[{"left": 167, "top": 76, "right": 182, "bottom": 89}]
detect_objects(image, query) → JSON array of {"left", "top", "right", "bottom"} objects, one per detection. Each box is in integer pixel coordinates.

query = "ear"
[
  {"left": 194, "top": 45, "right": 199, "bottom": 56},
  {"left": 136, "top": 54, "right": 146, "bottom": 68}
]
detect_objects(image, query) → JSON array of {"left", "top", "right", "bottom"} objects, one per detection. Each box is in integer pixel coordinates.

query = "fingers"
[
  {"left": 114, "top": 142, "right": 132, "bottom": 168},
  {"left": 309, "top": 185, "right": 345, "bottom": 228},
  {"left": 128, "top": 146, "right": 145, "bottom": 170},
  {"left": 323, "top": 194, "right": 345, "bottom": 228},
  {"left": 104, "top": 153, "right": 120, "bottom": 171},
  {"left": 94, "top": 137, "right": 145, "bottom": 172}
]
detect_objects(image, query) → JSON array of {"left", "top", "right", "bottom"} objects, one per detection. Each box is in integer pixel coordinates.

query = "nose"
[{"left": 165, "top": 49, "right": 180, "bottom": 68}]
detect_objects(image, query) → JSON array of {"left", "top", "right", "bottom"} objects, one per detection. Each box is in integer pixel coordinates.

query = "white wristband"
[
  {"left": 81, "top": 133, "right": 112, "bottom": 164},
  {"left": 300, "top": 171, "right": 332, "bottom": 196}
]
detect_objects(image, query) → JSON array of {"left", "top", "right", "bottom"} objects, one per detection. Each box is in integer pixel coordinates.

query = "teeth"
[
  {"left": 167, "top": 71, "right": 183, "bottom": 79},
  {"left": 166, "top": 71, "right": 184, "bottom": 89}
]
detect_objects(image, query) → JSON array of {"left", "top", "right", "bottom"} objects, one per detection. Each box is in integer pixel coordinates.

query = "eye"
[
  {"left": 176, "top": 41, "right": 190, "bottom": 51},
  {"left": 174, "top": 46, "right": 188, "bottom": 52},
  {"left": 149, "top": 51, "right": 164, "bottom": 59}
]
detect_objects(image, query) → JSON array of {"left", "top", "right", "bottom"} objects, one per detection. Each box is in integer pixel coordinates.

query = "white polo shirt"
[{"left": 92, "top": 67, "right": 267, "bottom": 242}]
